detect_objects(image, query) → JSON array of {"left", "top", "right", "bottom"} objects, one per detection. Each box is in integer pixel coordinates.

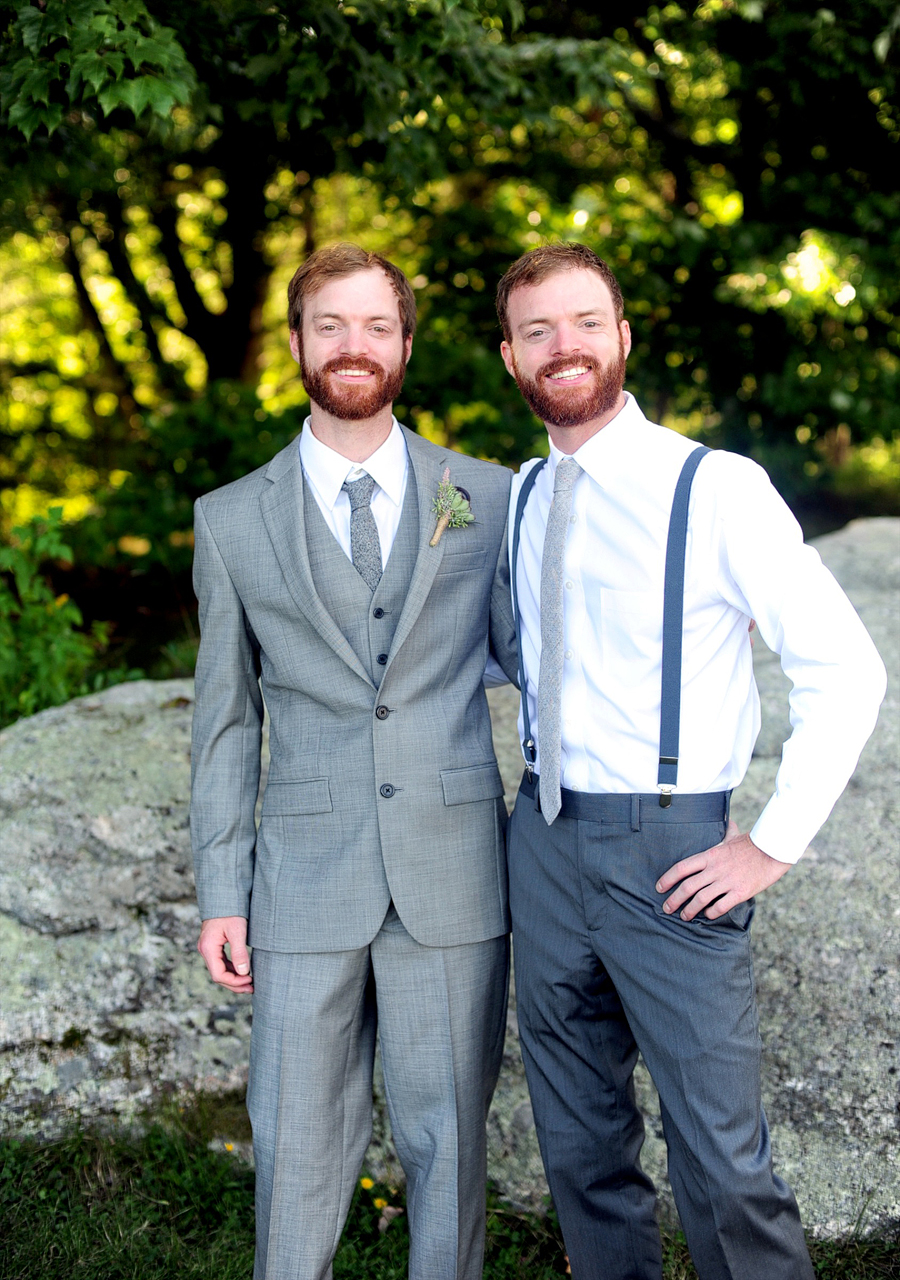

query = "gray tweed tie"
[
  {"left": 341, "top": 473, "right": 382, "bottom": 592},
  {"left": 537, "top": 456, "right": 583, "bottom": 824}
]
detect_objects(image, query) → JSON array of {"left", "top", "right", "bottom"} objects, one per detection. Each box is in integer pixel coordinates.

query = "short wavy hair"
[
  {"left": 287, "top": 243, "right": 417, "bottom": 340},
  {"left": 496, "top": 242, "right": 624, "bottom": 342}
]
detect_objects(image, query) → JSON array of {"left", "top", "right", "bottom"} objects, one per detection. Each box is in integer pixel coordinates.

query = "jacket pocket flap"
[
  {"left": 436, "top": 549, "right": 487, "bottom": 574},
  {"left": 262, "top": 779, "right": 333, "bottom": 815},
  {"left": 440, "top": 762, "right": 504, "bottom": 806}
]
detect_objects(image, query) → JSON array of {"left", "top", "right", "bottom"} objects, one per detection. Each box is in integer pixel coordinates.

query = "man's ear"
[
  {"left": 500, "top": 340, "right": 516, "bottom": 378},
  {"left": 403, "top": 334, "right": 413, "bottom": 364},
  {"left": 620, "top": 320, "right": 632, "bottom": 360},
  {"left": 289, "top": 330, "right": 301, "bottom": 365}
]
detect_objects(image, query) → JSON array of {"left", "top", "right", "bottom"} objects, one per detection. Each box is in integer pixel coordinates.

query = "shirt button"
[
  {"left": 565, "top": 580, "right": 574, "bottom": 590},
  {"left": 376, "top": 652, "right": 388, "bottom": 665},
  {"left": 373, "top": 607, "right": 385, "bottom": 619},
  {"left": 570, "top": 513, "right": 577, "bottom": 524},
  {"left": 379, "top": 783, "right": 395, "bottom": 798},
  {"left": 375, "top": 705, "right": 390, "bottom": 720},
  {"left": 564, "top": 649, "right": 573, "bottom": 660}
]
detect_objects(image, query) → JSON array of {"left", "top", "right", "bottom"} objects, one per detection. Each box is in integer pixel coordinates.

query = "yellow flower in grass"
[
  {"left": 360, "top": 1177, "right": 374, "bottom": 1190},
  {"left": 374, "top": 1198, "right": 388, "bottom": 1210}
]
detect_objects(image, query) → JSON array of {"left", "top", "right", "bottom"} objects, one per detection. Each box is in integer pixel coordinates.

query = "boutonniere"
[{"left": 430, "top": 466, "right": 474, "bottom": 546}]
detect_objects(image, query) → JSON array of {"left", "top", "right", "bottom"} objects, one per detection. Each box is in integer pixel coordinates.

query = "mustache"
[
  {"left": 320, "top": 356, "right": 384, "bottom": 375},
  {"left": 537, "top": 355, "right": 600, "bottom": 380}
]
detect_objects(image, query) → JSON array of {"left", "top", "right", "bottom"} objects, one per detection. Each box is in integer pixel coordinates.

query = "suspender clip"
[
  {"left": 658, "top": 785, "right": 673, "bottom": 809},
  {"left": 524, "top": 738, "right": 536, "bottom": 780}
]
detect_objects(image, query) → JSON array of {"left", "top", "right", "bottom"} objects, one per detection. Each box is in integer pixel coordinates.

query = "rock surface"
[{"left": 0, "top": 518, "right": 896, "bottom": 1236}]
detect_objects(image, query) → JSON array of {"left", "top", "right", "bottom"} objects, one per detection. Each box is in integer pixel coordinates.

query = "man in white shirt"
[
  {"left": 191, "top": 244, "right": 517, "bottom": 1279},
  {"left": 497, "top": 242, "right": 886, "bottom": 1280}
]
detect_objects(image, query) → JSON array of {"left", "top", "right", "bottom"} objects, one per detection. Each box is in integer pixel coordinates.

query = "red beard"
[
  {"left": 300, "top": 354, "right": 407, "bottom": 421},
  {"left": 512, "top": 339, "right": 627, "bottom": 428}
]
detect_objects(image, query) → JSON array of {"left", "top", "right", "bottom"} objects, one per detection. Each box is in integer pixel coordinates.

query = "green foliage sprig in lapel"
[{"left": 430, "top": 467, "right": 474, "bottom": 547}]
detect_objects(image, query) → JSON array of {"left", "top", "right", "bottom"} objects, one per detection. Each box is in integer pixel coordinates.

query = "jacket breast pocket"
[
  {"left": 436, "top": 549, "right": 487, "bottom": 576},
  {"left": 261, "top": 779, "right": 333, "bottom": 816},
  {"left": 440, "top": 762, "right": 504, "bottom": 806}
]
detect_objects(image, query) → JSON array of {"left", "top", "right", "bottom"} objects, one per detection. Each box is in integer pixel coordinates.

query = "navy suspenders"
[{"left": 511, "top": 445, "right": 710, "bottom": 806}]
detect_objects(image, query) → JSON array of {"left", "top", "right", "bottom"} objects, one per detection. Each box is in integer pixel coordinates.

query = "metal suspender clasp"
[
  {"left": 524, "top": 739, "right": 536, "bottom": 780},
  {"left": 658, "top": 785, "right": 673, "bottom": 809}
]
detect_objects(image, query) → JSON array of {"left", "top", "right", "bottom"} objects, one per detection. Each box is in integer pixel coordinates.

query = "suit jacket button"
[
  {"left": 379, "top": 783, "right": 395, "bottom": 798},
  {"left": 373, "top": 607, "right": 385, "bottom": 619},
  {"left": 376, "top": 652, "right": 388, "bottom": 665},
  {"left": 375, "top": 705, "right": 390, "bottom": 720}
]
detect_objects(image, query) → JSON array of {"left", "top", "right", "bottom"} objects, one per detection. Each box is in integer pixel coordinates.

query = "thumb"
[
  {"left": 230, "top": 938, "right": 251, "bottom": 976},
  {"left": 723, "top": 818, "right": 743, "bottom": 843}
]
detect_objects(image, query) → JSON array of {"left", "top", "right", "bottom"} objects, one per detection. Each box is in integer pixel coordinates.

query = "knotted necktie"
[
  {"left": 341, "top": 473, "right": 382, "bottom": 592},
  {"left": 537, "top": 456, "right": 583, "bottom": 824}
]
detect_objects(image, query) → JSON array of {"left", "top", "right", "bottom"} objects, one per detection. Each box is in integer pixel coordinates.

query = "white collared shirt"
[
  {"left": 510, "top": 393, "right": 886, "bottom": 863},
  {"left": 299, "top": 416, "right": 408, "bottom": 568}
]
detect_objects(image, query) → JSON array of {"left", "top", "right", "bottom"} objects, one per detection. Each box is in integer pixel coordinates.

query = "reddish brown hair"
[
  {"left": 287, "top": 243, "right": 417, "bottom": 339},
  {"left": 496, "top": 242, "right": 624, "bottom": 342}
]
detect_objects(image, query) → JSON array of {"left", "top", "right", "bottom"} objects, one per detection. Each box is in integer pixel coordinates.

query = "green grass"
[{"left": 0, "top": 1121, "right": 896, "bottom": 1279}]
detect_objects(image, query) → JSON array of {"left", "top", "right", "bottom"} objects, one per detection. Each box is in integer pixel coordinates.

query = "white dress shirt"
[
  {"left": 510, "top": 393, "right": 886, "bottom": 864},
  {"left": 299, "top": 416, "right": 408, "bottom": 567}
]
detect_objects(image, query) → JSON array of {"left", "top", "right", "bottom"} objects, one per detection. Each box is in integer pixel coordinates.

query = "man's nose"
[
  {"left": 340, "top": 325, "right": 370, "bottom": 355},
  {"left": 551, "top": 322, "right": 582, "bottom": 356}
]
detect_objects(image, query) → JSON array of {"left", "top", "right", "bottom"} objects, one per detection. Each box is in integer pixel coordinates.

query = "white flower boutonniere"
[{"left": 430, "top": 467, "right": 474, "bottom": 546}]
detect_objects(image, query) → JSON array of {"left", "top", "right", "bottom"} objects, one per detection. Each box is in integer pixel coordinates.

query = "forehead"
[
  {"left": 507, "top": 267, "right": 617, "bottom": 327},
  {"left": 305, "top": 267, "right": 400, "bottom": 321}
]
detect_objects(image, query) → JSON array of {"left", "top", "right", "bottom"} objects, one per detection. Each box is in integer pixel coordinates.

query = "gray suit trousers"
[
  {"left": 248, "top": 905, "right": 509, "bottom": 1280},
  {"left": 508, "top": 778, "right": 814, "bottom": 1280}
]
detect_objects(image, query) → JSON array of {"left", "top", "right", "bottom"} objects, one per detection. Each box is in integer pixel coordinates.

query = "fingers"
[
  {"left": 197, "top": 916, "right": 253, "bottom": 993},
  {"left": 656, "top": 831, "right": 789, "bottom": 921}
]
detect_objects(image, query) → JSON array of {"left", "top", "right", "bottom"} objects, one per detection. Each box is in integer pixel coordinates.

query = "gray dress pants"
[
  {"left": 508, "top": 777, "right": 814, "bottom": 1280},
  {"left": 248, "top": 904, "right": 509, "bottom": 1280}
]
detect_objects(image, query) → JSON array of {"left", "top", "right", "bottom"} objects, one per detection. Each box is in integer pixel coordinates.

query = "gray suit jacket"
[{"left": 190, "top": 427, "right": 517, "bottom": 952}]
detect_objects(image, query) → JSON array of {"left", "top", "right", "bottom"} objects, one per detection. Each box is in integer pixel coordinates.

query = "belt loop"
[
  {"left": 724, "top": 789, "right": 732, "bottom": 824},
  {"left": 631, "top": 794, "right": 641, "bottom": 832},
  {"left": 534, "top": 785, "right": 542, "bottom": 814}
]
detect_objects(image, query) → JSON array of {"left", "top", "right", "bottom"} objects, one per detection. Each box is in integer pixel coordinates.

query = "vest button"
[
  {"left": 375, "top": 705, "right": 390, "bottom": 720},
  {"left": 379, "top": 783, "right": 395, "bottom": 798},
  {"left": 376, "top": 652, "right": 388, "bottom": 665},
  {"left": 373, "top": 607, "right": 385, "bottom": 619}
]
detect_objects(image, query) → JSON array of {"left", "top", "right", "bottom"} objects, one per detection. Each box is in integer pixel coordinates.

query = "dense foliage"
[{"left": 1, "top": 0, "right": 898, "bottom": 670}]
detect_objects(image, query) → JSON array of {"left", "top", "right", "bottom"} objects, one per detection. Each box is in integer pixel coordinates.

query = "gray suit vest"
[{"left": 302, "top": 469, "right": 419, "bottom": 684}]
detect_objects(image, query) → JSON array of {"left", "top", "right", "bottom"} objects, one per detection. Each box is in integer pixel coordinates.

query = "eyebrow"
[
  {"left": 518, "top": 309, "right": 608, "bottom": 329},
  {"left": 311, "top": 311, "right": 397, "bottom": 323}
]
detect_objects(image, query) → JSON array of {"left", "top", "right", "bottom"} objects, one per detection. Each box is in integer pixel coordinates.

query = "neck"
[
  {"left": 545, "top": 391, "right": 627, "bottom": 455},
  {"left": 307, "top": 403, "right": 395, "bottom": 463}
]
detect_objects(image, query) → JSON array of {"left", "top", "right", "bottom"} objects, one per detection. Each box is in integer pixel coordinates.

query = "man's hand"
[
  {"left": 656, "top": 820, "right": 791, "bottom": 921},
  {"left": 198, "top": 916, "right": 253, "bottom": 993}
]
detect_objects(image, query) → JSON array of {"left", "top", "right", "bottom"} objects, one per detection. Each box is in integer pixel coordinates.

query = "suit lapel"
[
  {"left": 383, "top": 428, "right": 449, "bottom": 672},
  {"left": 259, "top": 441, "right": 375, "bottom": 688}
]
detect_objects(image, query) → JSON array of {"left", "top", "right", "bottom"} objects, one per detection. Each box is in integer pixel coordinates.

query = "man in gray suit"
[{"left": 191, "top": 243, "right": 517, "bottom": 1280}]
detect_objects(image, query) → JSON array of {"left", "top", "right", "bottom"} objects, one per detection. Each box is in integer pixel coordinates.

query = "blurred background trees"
[{"left": 1, "top": 0, "right": 898, "bottom": 712}]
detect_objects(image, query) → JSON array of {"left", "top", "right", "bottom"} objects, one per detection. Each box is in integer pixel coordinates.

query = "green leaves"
[
  {"left": 0, "top": 509, "right": 120, "bottom": 727},
  {"left": 0, "top": 0, "right": 196, "bottom": 138}
]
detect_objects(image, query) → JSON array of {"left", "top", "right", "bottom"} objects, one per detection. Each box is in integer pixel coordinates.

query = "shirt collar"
[
  {"left": 299, "top": 417, "right": 408, "bottom": 510},
  {"left": 547, "top": 392, "right": 650, "bottom": 491}
]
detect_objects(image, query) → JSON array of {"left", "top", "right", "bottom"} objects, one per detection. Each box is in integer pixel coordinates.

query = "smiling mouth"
[
  {"left": 334, "top": 369, "right": 375, "bottom": 378},
  {"left": 547, "top": 365, "right": 591, "bottom": 382}
]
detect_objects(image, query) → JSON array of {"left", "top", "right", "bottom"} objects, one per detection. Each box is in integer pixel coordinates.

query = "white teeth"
[
  {"left": 548, "top": 366, "right": 588, "bottom": 380},
  {"left": 337, "top": 369, "right": 372, "bottom": 377}
]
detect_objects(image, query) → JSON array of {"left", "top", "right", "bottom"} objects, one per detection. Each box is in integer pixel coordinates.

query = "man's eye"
[{"left": 526, "top": 329, "right": 546, "bottom": 340}]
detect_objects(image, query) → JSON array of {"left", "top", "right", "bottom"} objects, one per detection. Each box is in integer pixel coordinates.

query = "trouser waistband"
[{"left": 519, "top": 771, "right": 731, "bottom": 827}]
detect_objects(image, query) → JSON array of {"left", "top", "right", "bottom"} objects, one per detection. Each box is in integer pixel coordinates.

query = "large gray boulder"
[{"left": 0, "top": 518, "right": 896, "bottom": 1237}]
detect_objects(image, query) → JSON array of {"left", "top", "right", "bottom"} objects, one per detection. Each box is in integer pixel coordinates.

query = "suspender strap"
[
  {"left": 657, "top": 444, "right": 710, "bottom": 804},
  {"left": 511, "top": 458, "right": 548, "bottom": 774}
]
